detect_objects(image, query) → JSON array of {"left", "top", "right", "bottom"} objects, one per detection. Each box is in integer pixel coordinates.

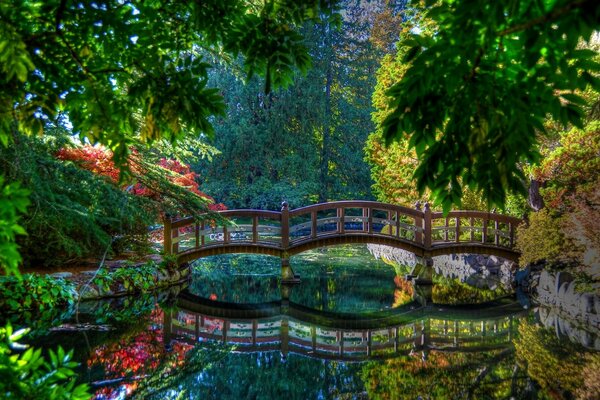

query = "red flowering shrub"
[
  {"left": 56, "top": 146, "right": 120, "bottom": 182},
  {"left": 57, "top": 145, "right": 226, "bottom": 211}
]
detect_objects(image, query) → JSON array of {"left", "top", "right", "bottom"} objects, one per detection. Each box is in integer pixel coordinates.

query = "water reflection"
[
  {"left": 24, "top": 246, "right": 600, "bottom": 399},
  {"left": 166, "top": 296, "right": 524, "bottom": 362}
]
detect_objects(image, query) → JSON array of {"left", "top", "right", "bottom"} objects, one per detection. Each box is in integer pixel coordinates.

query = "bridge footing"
[{"left": 281, "top": 258, "right": 301, "bottom": 284}]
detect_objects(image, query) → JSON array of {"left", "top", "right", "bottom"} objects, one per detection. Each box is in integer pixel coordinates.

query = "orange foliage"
[{"left": 57, "top": 145, "right": 227, "bottom": 211}]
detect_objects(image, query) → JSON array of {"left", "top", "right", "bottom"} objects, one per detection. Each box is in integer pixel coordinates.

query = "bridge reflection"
[{"left": 164, "top": 291, "right": 526, "bottom": 362}]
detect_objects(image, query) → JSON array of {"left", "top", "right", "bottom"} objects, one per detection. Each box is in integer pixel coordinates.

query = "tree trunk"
[
  {"left": 528, "top": 179, "right": 544, "bottom": 211},
  {"left": 318, "top": 24, "right": 333, "bottom": 203}
]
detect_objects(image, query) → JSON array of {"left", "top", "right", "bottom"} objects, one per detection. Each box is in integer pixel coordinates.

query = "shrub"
[
  {"left": 515, "top": 209, "right": 576, "bottom": 267},
  {"left": 0, "top": 323, "right": 90, "bottom": 399},
  {"left": 0, "top": 274, "right": 76, "bottom": 331}
]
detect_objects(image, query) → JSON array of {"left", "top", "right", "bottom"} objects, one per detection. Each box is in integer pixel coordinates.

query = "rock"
[
  {"left": 79, "top": 286, "right": 99, "bottom": 299},
  {"left": 50, "top": 272, "right": 73, "bottom": 279}
]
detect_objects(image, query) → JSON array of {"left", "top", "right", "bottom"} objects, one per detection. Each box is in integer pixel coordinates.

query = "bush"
[
  {"left": 515, "top": 209, "right": 576, "bottom": 267},
  {"left": 0, "top": 274, "right": 75, "bottom": 331},
  {"left": 0, "top": 323, "right": 90, "bottom": 399}
]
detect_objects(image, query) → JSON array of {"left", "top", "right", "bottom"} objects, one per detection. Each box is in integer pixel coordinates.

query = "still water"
[{"left": 30, "top": 246, "right": 599, "bottom": 399}]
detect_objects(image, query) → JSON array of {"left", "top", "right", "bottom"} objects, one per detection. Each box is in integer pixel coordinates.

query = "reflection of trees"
[
  {"left": 514, "top": 319, "right": 600, "bottom": 399},
  {"left": 361, "top": 348, "right": 540, "bottom": 399},
  {"left": 86, "top": 308, "right": 193, "bottom": 399},
  {"left": 189, "top": 249, "right": 398, "bottom": 313},
  {"left": 432, "top": 276, "right": 510, "bottom": 305},
  {"left": 160, "top": 351, "right": 365, "bottom": 400}
]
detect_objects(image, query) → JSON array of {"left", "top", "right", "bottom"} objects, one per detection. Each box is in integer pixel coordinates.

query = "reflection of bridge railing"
[
  {"left": 165, "top": 201, "right": 522, "bottom": 263},
  {"left": 164, "top": 295, "right": 525, "bottom": 362}
]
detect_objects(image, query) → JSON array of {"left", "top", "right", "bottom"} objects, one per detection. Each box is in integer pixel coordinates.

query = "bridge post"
[
  {"left": 281, "top": 201, "right": 289, "bottom": 250},
  {"left": 414, "top": 201, "right": 423, "bottom": 244},
  {"left": 280, "top": 316, "right": 290, "bottom": 362},
  {"left": 164, "top": 215, "right": 172, "bottom": 255}
]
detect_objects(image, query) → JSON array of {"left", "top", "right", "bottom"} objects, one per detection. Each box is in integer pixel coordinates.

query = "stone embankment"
[
  {"left": 51, "top": 256, "right": 191, "bottom": 300},
  {"left": 519, "top": 268, "right": 600, "bottom": 349}
]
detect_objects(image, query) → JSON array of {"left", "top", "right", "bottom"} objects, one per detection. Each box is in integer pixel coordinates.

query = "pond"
[{"left": 26, "top": 245, "right": 600, "bottom": 399}]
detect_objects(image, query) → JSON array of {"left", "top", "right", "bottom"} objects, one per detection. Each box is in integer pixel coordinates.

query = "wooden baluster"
[
  {"left": 164, "top": 216, "right": 172, "bottom": 255},
  {"left": 444, "top": 216, "right": 449, "bottom": 241},
  {"left": 495, "top": 219, "right": 500, "bottom": 246},
  {"left": 172, "top": 226, "right": 179, "bottom": 254},
  {"left": 223, "top": 225, "right": 229, "bottom": 244},
  {"left": 253, "top": 216, "right": 258, "bottom": 243},
  {"left": 362, "top": 207, "right": 368, "bottom": 232},
  {"left": 368, "top": 207, "right": 373, "bottom": 234},
  {"left": 395, "top": 211, "right": 400, "bottom": 238},
  {"left": 482, "top": 219, "right": 488, "bottom": 243},
  {"left": 195, "top": 222, "right": 200, "bottom": 249},
  {"left": 470, "top": 217, "right": 474, "bottom": 241},
  {"left": 311, "top": 211, "right": 317, "bottom": 239},
  {"left": 338, "top": 207, "right": 345, "bottom": 234},
  {"left": 455, "top": 217, "right": 460, "bottom": 243},
  {"left": 509, "top": 222, "right": 514, "bottom": 248},
  {"left": 222, "top": 320, "right": 229, "bottom": 343}
]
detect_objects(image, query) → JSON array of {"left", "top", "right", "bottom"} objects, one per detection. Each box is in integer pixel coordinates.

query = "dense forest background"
[{"left": 0, "top": 0, "right": 598, "bottom": 283}]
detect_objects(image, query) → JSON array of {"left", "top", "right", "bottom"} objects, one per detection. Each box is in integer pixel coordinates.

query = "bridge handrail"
[
  {"left": 288, "top": 200, "right": 423, "bottom": 218},
  {"left": 431, "top": 210, "right": 521, "bottom": 225}
]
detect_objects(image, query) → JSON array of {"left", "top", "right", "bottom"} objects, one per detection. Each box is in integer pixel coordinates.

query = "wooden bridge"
[
  {"left": 164, "top": 201, "right": 522, "bottom": 266},
  {"left": 163, "top": 291, "right": 526, "bottom": 362}
]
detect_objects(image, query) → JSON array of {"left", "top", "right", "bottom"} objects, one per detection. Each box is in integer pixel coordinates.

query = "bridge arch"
[{"left": 166, "top": 201, "right": 522, "bottom": 265}]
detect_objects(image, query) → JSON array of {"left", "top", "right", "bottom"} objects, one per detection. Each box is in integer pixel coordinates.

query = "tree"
[
  {"left": 198, "top": 1, "right": 384, "bottom": 209},
  {"left": 0, "top": 0, "right": 341, "bottom": 162},
  {"left": 0, "top": 0, "right": 342, "bottom": 274},
  {"left": 381, "top": 0, "right": 600, "bottom": 212}
]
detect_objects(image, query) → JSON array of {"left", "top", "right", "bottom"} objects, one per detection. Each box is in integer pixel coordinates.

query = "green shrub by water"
[{"left": 0, "top": 323, "right": 90, "bottom": 399}]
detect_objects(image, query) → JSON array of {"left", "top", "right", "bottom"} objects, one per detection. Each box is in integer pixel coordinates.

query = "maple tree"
[{"left": 56, "top": 144, "right": 226, "bottom": 212}]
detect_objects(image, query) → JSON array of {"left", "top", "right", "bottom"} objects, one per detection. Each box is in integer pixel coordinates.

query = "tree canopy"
[
  {"left": 0, "top": 0, "right": 340, "bottom": 163},
  {"left": 382, "top": 0, "right": 600, "bottom": 212}
]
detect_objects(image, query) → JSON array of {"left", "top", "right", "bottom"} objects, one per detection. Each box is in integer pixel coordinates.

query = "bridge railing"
[
  {"left": 287, "top": 200, "right": 424, "bottom": 247},
  {"left": 164, "top": 210, "right": 282, "bottom": 254},
  {"left": 429, "top": 210, "right": 521, "bottom": 249},
  {"left": 163, "top": 201, "right": 522, "bottom": 256}
]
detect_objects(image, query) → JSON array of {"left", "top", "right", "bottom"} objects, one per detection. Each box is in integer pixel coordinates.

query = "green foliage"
[
  {"left": 0, "top": 176, "right": 30, "bottom": 275},
  {"left": 0, "top": 323, "right": 90, "bottom": 399},
  {"left": 0, "top": 0, "right": 340, "bottom": 163},
  {"left": 533, "top": 121, "right": 600, "bottom": 210},
  {"left": 0, "top": 274, "right": 75, "bottom": 321},
  {"left": 516, "top": 209, "right": 572, "bottom": 266},
  {"left": 382, "top": 0, "right": 600, "bottom": 212},
  {"left": 91, "top": 259, "right": 174, "bottom": 296},
  {"left": 0, "top": 131, "right": 156, "bottom": 267}
]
